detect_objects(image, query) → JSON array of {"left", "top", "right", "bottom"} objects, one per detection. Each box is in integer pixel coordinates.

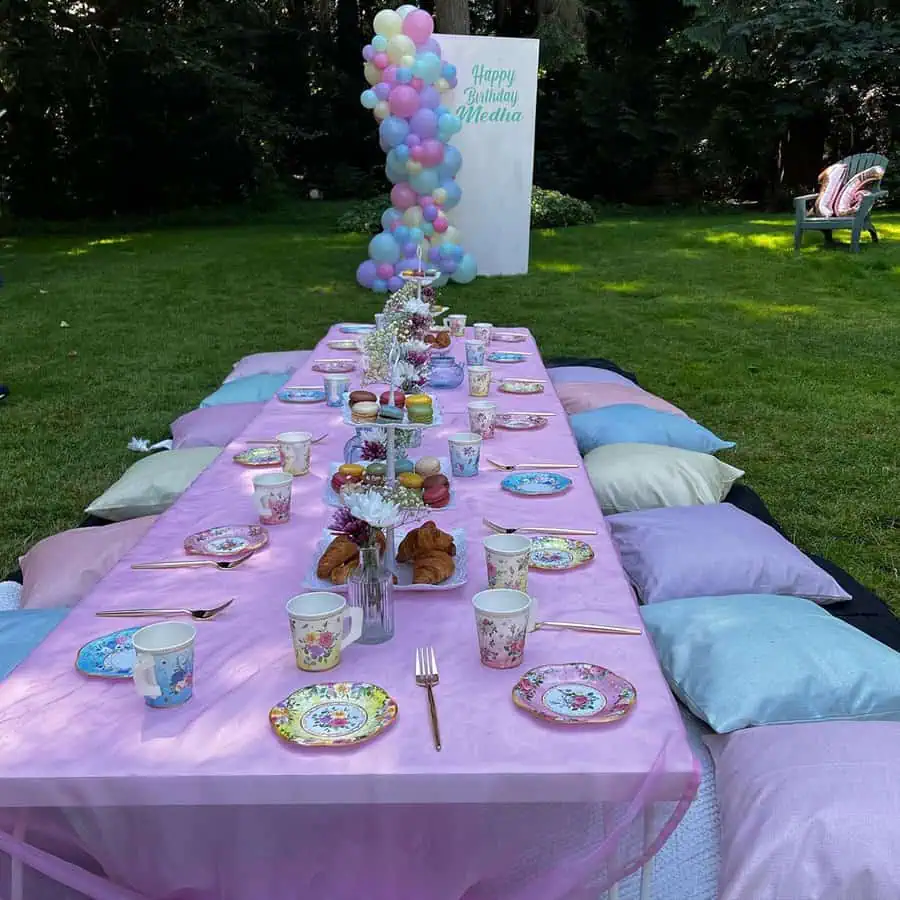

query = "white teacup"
[
  {"left": 472, "top": 589, "right": 538, "bottom": 669},
  {"left": 277, "top": 431, "right": 312, "bottom": 476},
  {"left": 483, "top": 533, "right": 530, "bottom": 591},
  {"left": 468, "top": 400, "right": 496, "bottom": 439},
  {"left": 473, "top": 322, "right": 493, "bottom": 344},
  {"left": 253, "top": 472, "right": 292, "bottom": 525},
  {"left": 468, "top": 365, "right": 491, "bottom": 397},
  {"left": 286, "top": 592, "right": 363, "bottom": 672}
]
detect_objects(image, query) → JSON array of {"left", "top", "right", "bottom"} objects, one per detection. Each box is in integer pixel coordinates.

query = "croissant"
[
  {"left": 317, "top": 535, "right": 359, "bottom": 579},
  {"left": 412, "top": 551, "right": 455, "bottom": 584},
  {"left": 397, "top": 521, "right": 456, "bottom": 563},
  {"left": 330, "top": 559, "right": 359, "bottom": 585},
  {"left": 425, "top": 331, "right": 451, "bottom": 349}
]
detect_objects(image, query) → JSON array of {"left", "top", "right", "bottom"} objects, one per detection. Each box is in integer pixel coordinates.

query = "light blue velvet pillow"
[
  {"left": 199, "top": 372, "right": 290, "bottom": 408},
  {"left": 642, "top": 594, "right": 900, "bottom": 733},
  {"left": 569, "top": 404, "right": 734, "bottom": 456},
  {"left": 0, "top": 609, "right": 69, "bottom": 682}
]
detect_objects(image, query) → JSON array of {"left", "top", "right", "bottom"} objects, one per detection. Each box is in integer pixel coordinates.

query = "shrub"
[{"left": 336, "top": 196, "right": 390, "bottom": 234}]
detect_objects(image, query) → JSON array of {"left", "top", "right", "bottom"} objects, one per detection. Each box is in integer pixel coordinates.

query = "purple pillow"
[
  {"left": 171, "top": 402, "right": 264, "bottom": 449},
  {"left": 706, "top": 722, "right": 900, "bottom": 900},
  {"left": 225, "top": 351, "right": 312, "bottom": 383},
  {"left": 548, "top": 366, "right": 636, "bottom": 388},
  {"left": 609, "top": 504, "right": 850, "bottom": 605}
]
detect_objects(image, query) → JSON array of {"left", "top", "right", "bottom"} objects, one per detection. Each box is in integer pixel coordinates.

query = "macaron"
[
  {"left": 422, "top": 473, "right": 449, "bottom": 491},
  {"left": 394, "top": 459, "right": 415, "bottom": 474},
  {"left": 407, "top": 407, "right": 433, "bottom": 425},
  {"left": 338, "top": 463, "right": 365, "bottom": 478},
  {"left": 380, "top": 390, "right": 406, "bottom": 408},
  {"left": 398, "top": 472, "right": 424, "bottom": 490},
  {"left": 405, "top": 393, "right": 432, "bottom": 407},
  {"left": 423, "top": 483, "right": 451, "bottom": 508},
  {"left": 349, "top": 390, "right": 377, "bottom": 405},
  {"left": 331, "top": 472, "right": 362, "bottom": 493},
  {"left": 377, "top": 404, "right": 404, "bottom": 423},
  {"left": 415, "top": 456, "right": 441, "bottom": 477},
  {"left": 351, "top": 401, "right": 378, "bottom": 423},
  {"left": 366, "top": 461, "right": 388, "bottom": 477}
]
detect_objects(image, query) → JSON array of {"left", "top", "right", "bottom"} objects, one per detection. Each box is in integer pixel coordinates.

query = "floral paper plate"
[
  {"left": 76, "top": 627, "right": 141, "bottom": 679},
  {"left": 327, "top": 340, "right": 361, "bottom": 351},
  {"left": 340, "top": 324, "right": 375, "bottom": 334},
  {"left": 501, "top": 472, "right": 573, "bottom": 497},
  {"left": 512, "top": 663, "right": 636, "bottom": 725},
  {"left": 492, "top": 332, "right": 527, "bottom": 343},
  {"left": 312, "top": 359, "right": 356, "bottom": 374},
  {"left": 233, "top": 447, "right": 280, "bottom": 467},
  {"left": 277, "top": 387, "right": 326, "bottom": 403},
  {"left": 488, "top": 352, "right": 528, "bottom": 364},
  {"left": 529, "top": 536, "right": 594, "bottom": 570},
  {"left": 270, "top": 681, "right": 398, "bottom": 748},
  {"left": 495, "top": 413, "right": 548, "bottom": 430},
  {"left": 184, "top": 524, "right": 269, "bottom": 557},
  {"left": 498, "top": 381, "right": 544, "bottom": 394}
]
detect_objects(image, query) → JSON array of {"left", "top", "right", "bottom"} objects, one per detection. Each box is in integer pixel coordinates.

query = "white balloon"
[
  {"left": 373, "top": 101, "right": 390, "bottom": 121},
  {"left": 400, "top": 54, "right": 416, "bottom": 69},
  {"left": 397, "top": 4, "right": 417, "bottom": 19},
  {"left": 387, "top": 34, "right": 416, "bottom": 65},
  {"left": 373, "top": 8, "right": 403, "bottom": 37},
  {"left": 403, "top": 205, "right": 424, "bottom": 227},
  {"left": 363, "top": 62, "right": 382, "bottom": 86}
]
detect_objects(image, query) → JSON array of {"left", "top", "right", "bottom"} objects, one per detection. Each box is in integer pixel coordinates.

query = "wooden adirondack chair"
[{"left": 794, "top": 153, "right": 889, "bottom": 252}]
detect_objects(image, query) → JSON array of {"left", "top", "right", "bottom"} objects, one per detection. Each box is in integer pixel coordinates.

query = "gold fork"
[
  {"left": 487, "top": 459, "right": 578, "bottom": 471},
  {"left": 415, "top": 646, "right": 441, "bottom": 752},
  {"left": 483, "top": 518, "right": 597, "bottom": 536}
]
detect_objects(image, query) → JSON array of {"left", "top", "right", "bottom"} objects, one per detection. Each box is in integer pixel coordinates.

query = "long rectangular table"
[{"left": 0, "top": 326, "right": 698, "bottom": 900}]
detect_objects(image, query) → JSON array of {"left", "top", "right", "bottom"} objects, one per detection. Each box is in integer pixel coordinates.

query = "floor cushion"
[
  {"left": 85, "top": 448, "right": 221, "bottom": 522},
  {"left": 225, "top": 350, "right": 312, "bottom": 383},
  {"left": 548, "top": 366, "right": 637, "bottom": 388},
  {"left": 643, "top": 594, "right": 900, "bottom": 732},
  {"left": 199, "top": 372, "right": 290, "bottom": 408},
  {"left": 569, "top": 405, "right": 734, "bottom": 457},
  {"left": 609, "top": 504, "right": 850, "bottom": 605},
  {"left": 171, "top": 402, "right": 264, "bottom": 449},
  {"left": 19, "top": 516, "right": 158, "bottom": 609},
  {"left": 585, "top": 443, "right": 743, "bottom": 514},
  {"left": 0, "top": 609, "right": 70, "bottom": 681},
  {"left": 555, "top": 382, "right": 688, "bottom": 418},
  {"left": 545, "top": 356, "right": 640, "bottom": 385},
  {"left": 814, "top": 162, "right": 848, "bottom": 217},
  {"left": 706, "top": 721, "right": 900, "bottom": 899}
]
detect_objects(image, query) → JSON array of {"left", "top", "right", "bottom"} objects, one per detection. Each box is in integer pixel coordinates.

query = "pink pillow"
[
  {"left": 171, "top": 402, "right": 263, "bottom": 449},
  {"left": 19, "top": 517, "right": 159, "bottom": 609},
  {"left": 225, "top": 351, "right": 312, "bottom": 383},
  {"left": 814, "top": 162, "right": 847, "bottom": 217},
  {"left": 835, "top": 165, "right": 885, "bottom": 216},
  {"left": 555, "top": 382, "right": 689, "bottom": 418},
  {"left": 706, "top": 721, "right": 900, "bottom": 900}
]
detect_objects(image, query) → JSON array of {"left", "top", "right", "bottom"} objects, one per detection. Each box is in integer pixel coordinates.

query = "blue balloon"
[
  {"left": 442, "top": 259, "right": 457, "bottom": 274},
  {"left": 413, "top": 52, "right": 442, "bottom": 85},
  {"left": 438, "top": 113, "right": 461, "bottom": 136},
  {"left": 442, "top": 63, "right": 457, "bottom": 79},
  {"left": 396, "top": 67, "right": 413, "bottom": 83},
  {"left": 409, "top": 167, "right": 439, "bottom": 195},
  {"left": 432, "top": 273, "right": 450, "bottom": 288},
  {"left": 393, "top": 144, "right": 410, "bottom": 163},
  {"left": 361, "top": 90, "right": 378, "bottom": 110},
  {"left": 372, "top": 278, "right": 388, "bottom": 293},
  {"left": 372, "top": 35, "right": 388, "bottom": 52},
  {"left": 439, "top": 244, "right": 455, "bottom": 259},
  {"left": 451, "top": 253, "right": 477, "bottom": 284},
  {"left": 379, "top": 116, "right": 409, "bottom": 148},
  {"left": 394, "top": 225, "right": 411, "bottom": 244},
  {"left": 449, "top": 243, "right": 465, "bottom": 262},
  {"left": 434, "top": 105, "right": 450, "bottom": 119},
  {"left": 385, "top": 160, "right": 407, "bottom": 184},
  {"left": 438, "top": 145, "right": 462, "bottom": 178},
  {"left": 439, "top": 179, "right": 462, "bottom": 210},
  {"left": 409, "top": 227, "right": 425, "bottom": 244},
  {"left": 422, "top": 222, "right": 435, "bottom": 236},
  {"left": 381, "top": 208, "right": 403, "bottom": 231},
  {"left": 369, "top": 232, "right": 401, "bottom": 265}
]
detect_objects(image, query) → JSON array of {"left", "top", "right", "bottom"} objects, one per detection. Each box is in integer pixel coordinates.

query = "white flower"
[
  {"left": 403, "top": 340, "right": 430, "bottom": 355},
  {"left": 345, "top": 491, "right": 401, "bottom": 529},
  {"left": 392, "top": 360, "right": 418, "bottom": 384},
  {"left": 404, "top": 298, "right": 431, "bottom": 318}
]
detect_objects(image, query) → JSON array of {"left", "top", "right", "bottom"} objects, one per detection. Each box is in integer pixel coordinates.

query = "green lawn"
[{"left": 2, "top": 207, "right": 898, "bottom": 606}]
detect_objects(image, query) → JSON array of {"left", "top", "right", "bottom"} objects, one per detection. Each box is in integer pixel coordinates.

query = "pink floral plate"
[
  {"left": 495, "top": 413, "right": 548, "bottom": 430},
  {"left": 512, "top": 663, "right": 636, "bottom": 725},
  {"left": 312, "top": 359, "right": 356, "bottom": 374},
  {"left": 184, "top": 525, "right": 269, "bottom": 557},
  {"left": 492, "top": 332, "right": 527, "bottom": 343}
]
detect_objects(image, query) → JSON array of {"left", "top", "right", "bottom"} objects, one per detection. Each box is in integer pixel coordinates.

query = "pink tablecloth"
[{"left": 0, "top": 326, "right": 697, "bottom": 900}]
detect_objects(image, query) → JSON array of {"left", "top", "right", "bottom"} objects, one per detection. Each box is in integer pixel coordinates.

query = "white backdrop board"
[{"left": 436, "top": 35, "right": 539, "bottom": 277}]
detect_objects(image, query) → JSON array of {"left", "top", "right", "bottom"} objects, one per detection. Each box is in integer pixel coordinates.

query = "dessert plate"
[
  {"left": 76, "top": 627, "right": 141, "bottom": 679},
  {"left": 233, "top": 446, "right": 280, "bottom": 466},
  {"left": 512, "top": 663, "right": 636, "bottom": 725},
  {"left": 339, "top": 324, "right": 375, "bottom": 334},
  {"left": 495, "top": 413, "right": 548, "bottom": 430},
  {"left": 270, "top": 682, "right": 398, "bottom": 748},
  {"left": 501, "top": 472, "right": 573, "bottom": 497},
  {"left": 327, "top": 340, "right": 361, "bottom": 351},
  {"left": 312, "top": 359, "right": 356, "bottom": 374},
  {"left": 488, "top": 352, "right": 528, "bottom": 364},
  {"left": 324, "top": 458, "right": 455, "bottom": 509},
  {"left": 492, "top": 332, "right": 527, "bottom": 343},
  {"left": 184, "top": 525, "right": 269, "bottom": 557},
  {"left": 499, "top": 380, "right": 544, "bottom": 394},
  {"left": 306, "top": 528, "right": 468, "bottom": 593},
  {"left": 341, "top": 393, "right": 443, "bottom": 429},
  {"left": 529, "top": 536, "right": 594, "bottom": 570},
  {"left": 277, "top": 387, "right": 326, "bottom": 403}
]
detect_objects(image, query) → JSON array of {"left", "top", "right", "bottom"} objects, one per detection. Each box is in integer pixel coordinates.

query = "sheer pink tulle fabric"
[{"left": 0, "top": 326, "right": 697, "bottom": 899}]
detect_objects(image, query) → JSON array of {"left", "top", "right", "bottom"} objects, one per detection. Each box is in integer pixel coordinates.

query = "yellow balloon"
[
  {"left": 432, "top": 187, "right": 447, "bottom": 205},
  {"left": 400, "top": 54, "right": 416, "bottom": 69},
  {"left": 373, "top": 101, "right": 390, "bottom": 121},
  {"left": 443, "top": 225, "right": 461, "bottom": 245},
  {"left": 406, "top": 161, "right": 423, "bottom": 175},
  {"left": 373, "top": 8, "right": 402, "bottom": 37},
  {"left": 364, "top": 62, "right": 381, "bottom": 86},
  {"left": 435, "top": 77, "right": 450, "bottom": 92},
  {"left": 387, "top": 34, "right": 416, "bottom": 65},
  {"left": 403, "top": 206, "right": 424, "bottom": 227}
]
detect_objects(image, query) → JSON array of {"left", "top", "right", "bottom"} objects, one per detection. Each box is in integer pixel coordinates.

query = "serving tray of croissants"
[{"left": 305, "top": 521, "right": 467, "bottom": 592}]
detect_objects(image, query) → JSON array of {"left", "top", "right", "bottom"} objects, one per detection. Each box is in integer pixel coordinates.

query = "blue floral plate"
[
  {"left": 487, "top": 352, "right": 528, "bottom": 363},
  {"left": 277, "top": 388, "right": 326, "bottom": 403},
  {"left": 76, "top": 627, "right": 141, "bottom": 679},
  {"left": 501, "top": 472, "right": 573, "bottom": 496},
  {"left": 340, "top": 324, "right": 375, "bottom": 334}
]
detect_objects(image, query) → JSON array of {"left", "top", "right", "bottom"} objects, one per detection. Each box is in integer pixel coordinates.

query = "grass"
[{"left": 2, "top": 206, "right": 899, "bottom": 607}]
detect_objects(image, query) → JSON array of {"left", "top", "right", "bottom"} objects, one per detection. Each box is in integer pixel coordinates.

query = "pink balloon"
[
  {"left": 420, "top": 138, "right": 444, "bottom": 167},
  {"left": 420, "top": 195, "right": 435, "bottom": 208},
  {"left": 433, "top": 216, "right": 449, "bottom": 233},
  {"left": 402, "top": 9, "right": 435, "bottom": 45},
  {"left": 390, "top": 183, "right": 418, "bottom": 210},
  {"left": 373, "top": 52, "right": 389, "bottom": 69},
  {"left": 410, "top": 145, "right": 425, "bottom": 162},
  {"left": 377, "top": 262, "right": 395, "bottom": 280},
  {"left": 389, "top": 84, "right": 420, "bottom": 118},
  {"left": 382, "top": 65, "right": 398, "bottom": 84},
  {"left": 411, "top": 77, "right": 425, "bottom": 91}
]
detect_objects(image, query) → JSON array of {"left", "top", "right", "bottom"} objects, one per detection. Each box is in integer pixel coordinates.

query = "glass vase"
[{"left": 347, "top": 544, "right": 395, "bottom": 644}]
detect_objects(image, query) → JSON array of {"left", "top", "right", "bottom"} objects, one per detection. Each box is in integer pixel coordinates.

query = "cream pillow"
[
  {"left": 85, "top": 447, "right": 222, "bottom": 521},
  {"left": 585, "top": 443, "right": 743, "bottom": 514}
]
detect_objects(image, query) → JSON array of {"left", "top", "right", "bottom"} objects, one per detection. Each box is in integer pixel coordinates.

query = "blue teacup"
[{"left": 132, "top": 622, "right": 196, "bottom": 709}]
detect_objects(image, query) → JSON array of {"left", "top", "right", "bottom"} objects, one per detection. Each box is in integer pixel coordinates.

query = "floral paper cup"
[
  {"left": 467, "top": 400, "right": 496, "bottom": 440},
  {"left": 465, "top": 340, "right": 486, "bottom": 367},
  {"left": 484, "top": 533, "right": 530, "bottom": 592},
  {"left": 253, "top": 472, "right": 293, "bottom": 525},
  {"left": 286, "top": 592, "right": 363, "bottom": 672},
  {"left": 473, "top": 323, "right": 493, "bottom": 344},
  {"left": 132, "top": 622, "right": 196, "bottom": 708},
  {"left": 446, "top": 314, "right": 467, "bottom": 337},
  {"left": 472, "top": 589, "right": 537, "bottom": 669},
  {"left": 448, "top": 432, "right": 482, "bottom": 477},
  {"left": 324, "top": 374, "right": 350, "bottom": 407},
  {"left": 468, "top": 366, "right": 491, "bottom": 397},
  {"left": 277, "top": 431, "right": 312, "bottom": 476}
]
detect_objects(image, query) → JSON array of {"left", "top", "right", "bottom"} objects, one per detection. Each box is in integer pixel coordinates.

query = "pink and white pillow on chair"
[
  {"left": 813, "top": 163, "right": 847, "bottom": 217},
  {"left": 835, "top": 165, "right": 885, "bottom": 216}
]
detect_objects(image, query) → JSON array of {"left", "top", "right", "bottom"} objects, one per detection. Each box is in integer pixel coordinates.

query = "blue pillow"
[
  {"left": 642, "top": 594, "right": 900, "bottom": 733},
  {"left": 199, "top": 372, "right": 290, "bottom": 408},
  {"left": 0, "top": 609, "right": 69, "bottom": 682},
  {"left": 569, "top": 404, "right": 734, "bottom": 456}
]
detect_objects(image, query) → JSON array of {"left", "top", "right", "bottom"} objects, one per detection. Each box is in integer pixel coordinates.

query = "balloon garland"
[{"left": 356, "top": 6, "right": 477, "bottom": 293}]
